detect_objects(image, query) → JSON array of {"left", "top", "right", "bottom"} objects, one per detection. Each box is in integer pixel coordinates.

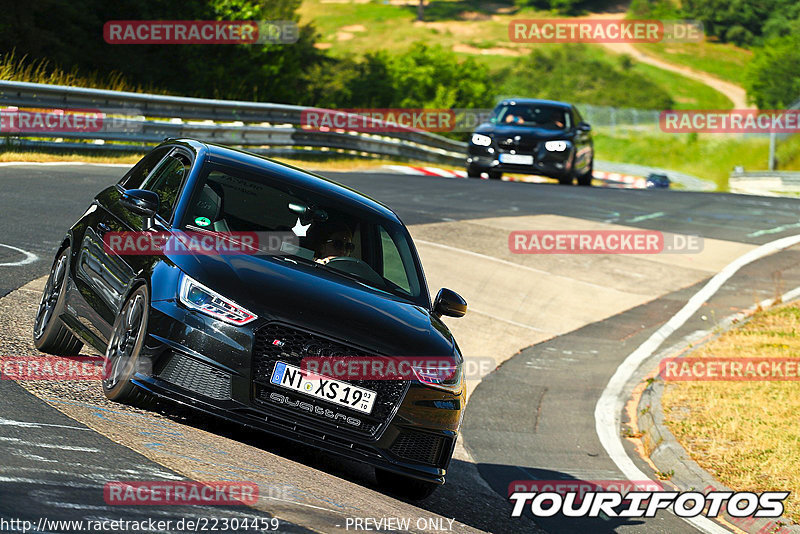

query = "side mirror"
[
  {"left": 433, "top": 288, "right": 467, "bottom": 318},
  {"left": 120, "top": 189, "right": 159, "bottom": 218},
  {"left": 578, "top": 122, "right": 592, "bottom": 132}
]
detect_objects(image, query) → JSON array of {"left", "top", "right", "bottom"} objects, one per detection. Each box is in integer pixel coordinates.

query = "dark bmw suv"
[
  {"left": 466, "top": 98, "right": 594, "bottom": 185},
  {"left": 33, "top": 139, "right": 468, "bottom": 499}
]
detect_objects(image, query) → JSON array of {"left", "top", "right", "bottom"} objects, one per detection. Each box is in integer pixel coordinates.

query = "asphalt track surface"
[{"left": 2, "top": 164, "right": 800, "bottom": 534}]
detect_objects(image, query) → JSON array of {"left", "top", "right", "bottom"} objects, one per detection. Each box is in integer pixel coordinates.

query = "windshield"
[
  {"left": 181, "top": 162, "right": 425, "bottom": 303},
  {"left": 494, "top": 104, "right": 571, "bottom": 130}
]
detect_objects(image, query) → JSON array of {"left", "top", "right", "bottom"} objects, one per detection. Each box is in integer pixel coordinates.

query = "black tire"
[
  {"left": 33, "top": 248, "right": 83, "bottom": 356},
  {"left": 487, "top": 171, "right": 502, "bottom": 180},
  {"left": 558, "top": 174, "right": 573, "bottom": 185},
  {"left": 466, "top": 166, "right": 482, "bottom": 178},
  {"left": 577, "top": 159, "right": 593, "bottom": 186},
  {"left": 375, "top": 468, "right": 439, "bottom": 500},
  {"left": 102, "top": 285, "right": 155, "bottom": 408}
]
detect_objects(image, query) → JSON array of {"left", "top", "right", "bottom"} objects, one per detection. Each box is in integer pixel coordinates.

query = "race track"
[{"left": 2, "top": 163, "right": 800, "bottom": 534}]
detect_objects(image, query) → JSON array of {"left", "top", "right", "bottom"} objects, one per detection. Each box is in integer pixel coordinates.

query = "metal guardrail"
[{"left": 0, "top": 80, "right": 468, "bottom": 164}]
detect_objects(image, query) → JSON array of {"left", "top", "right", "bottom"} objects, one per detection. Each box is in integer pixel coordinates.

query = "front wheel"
[
  {"left": 577, "top": 160, "right": 593, "bottom": 186},
  {"left": 487, "top": 171, "right": 502, "bottom": 180},
  {"left": 33, "top": 248, "right": 83, "bottom": 355},
  {"left": 102, "top": 285, "right": 155, "bottom": 408},
  {"left": 375, "top": 468, "right": 439, "bottom": 500},
  {"left": 466, "top": 167, "right": 482, "bottom": 178}
]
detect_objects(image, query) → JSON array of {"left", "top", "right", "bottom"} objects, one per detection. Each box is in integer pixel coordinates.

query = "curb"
[
  {"left": 381, "top": 165, "right": 647, "bottom": 188},
  {"left": 635, "top": 308, "right": 800, "bottom": 534}
]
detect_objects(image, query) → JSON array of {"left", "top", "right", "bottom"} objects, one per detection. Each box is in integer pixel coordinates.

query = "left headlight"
[
  {"left": 179, "top": 274, "right": 257, "bottom": 326},
  {"left": 471, "top": 133, "right": 492, "bottom": 146},
  {"left": 544, "top": 140, "right": 568, "bottom": 152}
]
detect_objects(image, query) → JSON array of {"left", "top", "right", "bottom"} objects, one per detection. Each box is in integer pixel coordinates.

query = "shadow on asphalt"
[
  {"left": 151, "top": 401, "right": 532, "bottom": 533},
  {"left": 476, "top": 463, "right": 649, "bottom": 534}
]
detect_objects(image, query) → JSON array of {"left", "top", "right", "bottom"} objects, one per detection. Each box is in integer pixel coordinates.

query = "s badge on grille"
[{"left": 272, "top": 339, "right": 285, "bottom": 347}]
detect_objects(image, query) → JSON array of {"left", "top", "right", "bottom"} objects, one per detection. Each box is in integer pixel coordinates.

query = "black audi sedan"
[
  {"left": 466, "top": 98, "right": 594, "bottom": 185},
  {"left": 33, "top": 138, "right": 468, "bottom": 499}
]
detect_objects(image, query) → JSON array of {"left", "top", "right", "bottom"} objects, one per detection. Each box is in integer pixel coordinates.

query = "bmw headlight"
[
  {"left": 544, "top": 140, "right": 568, "bottom": 152},
  {"left": 179, "top": 274, "right": 257, "bottom": 326},
  {"left": 471, "top": 133, "right": 492, "bottom": 146}
]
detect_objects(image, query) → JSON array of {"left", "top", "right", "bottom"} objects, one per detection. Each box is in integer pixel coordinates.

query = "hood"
[
  {"left": 475, "top": 122, "right": 575, "bottom": 141},
  {"left": 167, "top": 252, "right": 456, "bottom": 358}
]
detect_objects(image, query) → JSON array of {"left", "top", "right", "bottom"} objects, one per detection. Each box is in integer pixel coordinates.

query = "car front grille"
[
  {"left": 389, "top": 430, "right": 449, "bottom": 467},
  {"left": 252, "top": 323, "right": 409, "bottom": 438},
  {"left": 157, "top": 353, "right": 232, "bottom": 401},
  {"left": 496, "top": 138, "right": 538, "bottom": 153}
]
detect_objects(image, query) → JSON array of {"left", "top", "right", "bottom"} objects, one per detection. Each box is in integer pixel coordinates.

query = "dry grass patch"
[
  {"left": 0, "top": 151, "right": 142, "bottom": 164},
  {"left": 662, "top": 302, "right": 800, "bottom": 523}
]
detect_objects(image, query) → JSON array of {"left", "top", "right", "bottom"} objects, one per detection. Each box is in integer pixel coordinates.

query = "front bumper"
[
  {"left": 134, "top": 299, "right": 464, "bottom": 484},
  {"left": 467, "top": 144, "right": 573, "bottom": 178}
]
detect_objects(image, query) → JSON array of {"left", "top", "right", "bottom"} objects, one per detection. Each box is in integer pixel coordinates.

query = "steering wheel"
[{"left": 324, "top": 257, "right": 385, "bottom": 286}]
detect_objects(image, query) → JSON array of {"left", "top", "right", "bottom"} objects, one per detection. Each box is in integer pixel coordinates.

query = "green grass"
[
  {"left": 300, "top": 1, "right": 734, "bottom": 110},
  {"left": 777, "top": 134, "right": 800, "bottom": 171},
  {"left": 637, "top": 41, "right": 753, "bottom": 85},
  {"left": 0, "top": 50, "right": 157, "bottom": 93},
  {"left": 594, "top": 132, "right": 770, "bottom": 190},
  {"left": 629, "top": 62, "right": 733, "bottom": 109}
]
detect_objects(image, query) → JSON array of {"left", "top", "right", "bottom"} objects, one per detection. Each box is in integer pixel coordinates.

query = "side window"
[
  {"left": 140, "top": 153, "right": 189, "bottom": 221},
  {"left": 379, "top": 226, "right": 412, "bottom": 293},
  {"left": 120, "top": 147, "right": 170, "bottom": 189}
]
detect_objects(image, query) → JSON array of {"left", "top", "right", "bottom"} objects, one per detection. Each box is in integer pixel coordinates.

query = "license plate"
[
  {"left": 270, "top": 362, "right": 376, "bottom": 415},
  {"left": 499, "top": 154, "right": 534, "bottom": 165}
]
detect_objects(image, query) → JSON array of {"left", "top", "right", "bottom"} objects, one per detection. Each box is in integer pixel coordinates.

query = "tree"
[{"left": 744, "top": 34, "right": 800, "bottom": 109}]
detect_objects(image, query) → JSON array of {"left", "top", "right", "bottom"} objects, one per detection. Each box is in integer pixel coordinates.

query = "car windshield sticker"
[{"left": 194, "top": 216, "right": 211, "bottom": 227}]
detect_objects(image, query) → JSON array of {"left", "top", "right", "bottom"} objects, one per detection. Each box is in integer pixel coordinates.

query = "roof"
[
  {"left": 167, "top": 138, "right": 401, "bottom": 224},
  {"left": 496, "top": 98, "right": 574, "bottom": 109}
]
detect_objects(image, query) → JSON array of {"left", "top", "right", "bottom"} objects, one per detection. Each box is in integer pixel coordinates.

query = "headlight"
[
  {"left": 411, "top": 358, "right": 463, "bottom": 392},
  {"left": 471, "top": 133, "right": 492, "bottom": 146},
  {"left": 545, "top": 140, "right": 568, "bottom": 152},
  {"left": 179, "top": 274, "right": 257, "bottom": 326}
]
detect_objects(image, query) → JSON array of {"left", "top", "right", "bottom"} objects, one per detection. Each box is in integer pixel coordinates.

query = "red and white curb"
[{"left": 381, "top": 165, "right": 647, "bottom": 188}]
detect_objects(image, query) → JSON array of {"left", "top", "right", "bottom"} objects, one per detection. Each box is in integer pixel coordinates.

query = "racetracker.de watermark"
[
  {"left": 0, "top": 108, "right": 143, "bottom": 134},
  {"left": 301, "top": 108, "right": 495, "bottom": 133},
  {"left": 104, "top": 481, "right": 259, "bottom": 505},
  {"left": 509, "top": 19, "right": 703, "bottom": 43},
  {"left": 660, "top": 357, "right": 800, "bottom": 381},
  {"left": 298, "top": 356, "right": 495, "bottom": 381},
  {"left": 1, "top": 356, "right": 105, "bottom": 380},
  {"left": 508, "top": 230, "right": 703, "bottom": 254},
  {"left": 660, "top": 109, "right": 800, "bottom": 133},
  {"left": 103, "top": 231, "right": 299, "bottom": 256},
  {"left": 104, "top": 20, "right": 299, "bottom": 44}
]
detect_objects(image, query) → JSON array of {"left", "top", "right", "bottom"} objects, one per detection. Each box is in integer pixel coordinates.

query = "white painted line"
[
  {"left": 0, "top": 417, "right": 90, "bottom": 431},
  {"left": 595, "top": 233, "right": 800, "bottom": 534},
  {"left": 0, "top": 243, "right": 38, "bottom": 266},
  {"left": 0, "top": 436, "right": 100, "bottom": 452},
  {"left": 468, "top": 308, "right": 553, "bottom": 333},
  {"left": 414, "top": 239, "right": 612, "bottom": 291}
]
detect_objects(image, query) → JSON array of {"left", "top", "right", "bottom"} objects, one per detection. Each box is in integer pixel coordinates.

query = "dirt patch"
[
  {"left": 340, "top": 24, "right": 366, "bottom": 32},
  {"left": 452, "top": 43, "right": 521, "bottom": 57}
]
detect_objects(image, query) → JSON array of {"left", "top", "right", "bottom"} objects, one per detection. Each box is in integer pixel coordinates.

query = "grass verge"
[
  {"left": 636, "top": 41, "right": 753, "bottom": 86},
  {"left": 661, "top": 302, "right": 800, "bottom": 524},
  {"left": 0, "top": 149, "right": 413, "bottom": 173},
  {"left": 594, "top": 132, "right": 770, "bottom": 190}
]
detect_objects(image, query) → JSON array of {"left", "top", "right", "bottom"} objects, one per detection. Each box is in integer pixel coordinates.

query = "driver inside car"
[{"left": 312, "top": 222, "right": 355, "bottom": 264}]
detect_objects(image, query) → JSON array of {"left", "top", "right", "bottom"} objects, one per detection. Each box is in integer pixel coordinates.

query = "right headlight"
[
  {"left": 411, "top": 357, "right": 463, "bottom": 392},
  {"left": 471, "top": 133, "right": 492, "bottom": 146},
  {"left": 179, "top": 274, "right": 257, "bottom": 326},
  {"left": 544, "top": 140, "right": 569, "bottom": 152}
]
